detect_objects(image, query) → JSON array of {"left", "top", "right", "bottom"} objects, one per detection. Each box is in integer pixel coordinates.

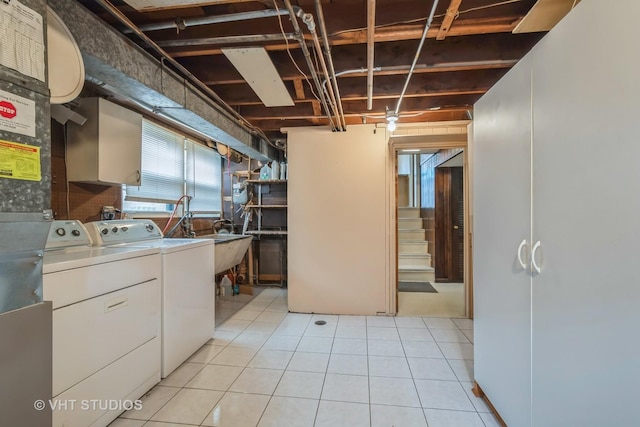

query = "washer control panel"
[
  {"left": 45, "top": 220, "right": 92, "bottom": 249},
  {"left": 84, "top": 220, "right": 163, "bottom": 245}
]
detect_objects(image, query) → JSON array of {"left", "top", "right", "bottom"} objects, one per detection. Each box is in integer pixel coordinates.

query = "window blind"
[
  {"left": 186, "top": 139, "right": 222, "bottom": 214},
  {"left": 126, "top": 120, "right": 184, "bottom": 204}
]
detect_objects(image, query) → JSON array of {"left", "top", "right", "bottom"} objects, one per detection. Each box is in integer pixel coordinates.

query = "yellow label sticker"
[{"left": 0, "top": 139, "right": 41, "bottom": 181}]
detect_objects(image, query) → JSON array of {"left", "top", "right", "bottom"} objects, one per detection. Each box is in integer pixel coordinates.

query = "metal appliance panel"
[
  {"left": 0, "top": 302, "right": 52, "bottom": 427},
  {"left": 0, "top": 212, "right": 51, "bottom": 314}
]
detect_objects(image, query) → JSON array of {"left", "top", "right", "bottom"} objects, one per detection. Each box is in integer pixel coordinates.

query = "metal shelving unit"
[{"left": 243, "top": 179, "right": 287, "bottom": 285}]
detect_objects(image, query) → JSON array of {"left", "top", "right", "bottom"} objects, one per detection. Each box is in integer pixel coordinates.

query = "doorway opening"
[{"left": 395, "top": 148, "right": 467, "bottom": 318}]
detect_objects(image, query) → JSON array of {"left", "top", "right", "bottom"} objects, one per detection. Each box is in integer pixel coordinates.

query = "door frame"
[{"left": 387, "top": 127, "right": 473, "bottom": 318}]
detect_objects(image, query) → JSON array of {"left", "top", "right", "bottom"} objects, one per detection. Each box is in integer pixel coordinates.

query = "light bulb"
[{"left": 387, "top": 120, "right": 397, "bottom": 132}]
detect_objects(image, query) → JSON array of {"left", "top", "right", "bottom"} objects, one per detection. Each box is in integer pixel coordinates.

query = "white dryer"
[
  {"left": 85, "top": 220, "right": 215, "bottom": 378},
  {"left": 43, "top": 220, "right": 161, "bottom": 427}
]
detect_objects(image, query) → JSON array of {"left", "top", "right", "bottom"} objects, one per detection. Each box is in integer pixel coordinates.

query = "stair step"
[
  {"left": 399, "top": 267, "right": 435, "bottom": 283},
  {"left": 398, "top": 207, "right": 421, "bottom": 218},
  {"left": 398, "top": 218, "right": 422, "bottom": 229},
  {"left": 399, "top": 229, "right": 425, "bottom": 240},
  {"left": 399, "top": 241, "right": 429, "bottom": 255},
  {"left": 399, "top": 253, "right": 432, "bottom": 268}
]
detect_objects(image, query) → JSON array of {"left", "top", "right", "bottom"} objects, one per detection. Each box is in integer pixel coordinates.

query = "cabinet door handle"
[
  {"left": 517, "top": 239, "right": 527, "bottom": 270},
  {"left": 531, "top": 240, "right": 542, "bottom": 274},
  {"left": 136, "top": 170, "right": 141, "bottom": 183}
]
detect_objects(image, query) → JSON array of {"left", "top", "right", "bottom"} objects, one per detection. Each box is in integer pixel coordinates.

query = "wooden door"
[
  {"left": 397, "top": 175, "right": 409, "bottom": 207},
  {"left": 451, "top": 167, "right": 464, "bottom": 282},
  {"left": 473, "top": 54, "right": 533, "bottom": 427},
  {"left": 434, "top": 166, "right": 464, "bottom": 282}
]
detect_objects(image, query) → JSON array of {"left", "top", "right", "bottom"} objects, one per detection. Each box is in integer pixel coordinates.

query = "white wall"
[{"left": 287, "top": 125, "right": 388, "bottom": 315}]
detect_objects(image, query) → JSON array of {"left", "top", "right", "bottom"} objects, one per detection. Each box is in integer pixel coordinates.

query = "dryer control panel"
[
  {"left": 84, "top": 220, "right": 163, "bottom": 245},
  {"left": 45, "top": 220, "right": 92, "bottom": 249}
]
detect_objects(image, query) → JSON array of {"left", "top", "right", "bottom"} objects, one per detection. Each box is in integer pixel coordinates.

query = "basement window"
[{"left": 123, "top": 119, "right": 221, "bottom": 216}]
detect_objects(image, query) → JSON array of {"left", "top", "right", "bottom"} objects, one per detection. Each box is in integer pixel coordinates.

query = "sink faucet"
[{"left": 163, "top": 195, "right": 195, "bottom": 238}]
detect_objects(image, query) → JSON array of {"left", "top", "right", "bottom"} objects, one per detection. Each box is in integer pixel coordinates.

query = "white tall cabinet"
[
  {"left": 473, "top": 1, "right": 640, "bottom": 426},
  {"left": 474, "top": 54, "right": 533, "bottom": 426}
]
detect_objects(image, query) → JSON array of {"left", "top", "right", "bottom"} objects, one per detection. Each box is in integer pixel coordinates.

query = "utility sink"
[{"left": 200, "top": 234, "right": 252, "bottom": 274}]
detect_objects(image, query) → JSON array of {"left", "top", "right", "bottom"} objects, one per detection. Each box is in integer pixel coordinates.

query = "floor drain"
[{"left": 314, "top": 320, "right": 327, "bottom": 325}]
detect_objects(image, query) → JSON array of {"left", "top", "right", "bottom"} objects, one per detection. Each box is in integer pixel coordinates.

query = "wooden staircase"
[{"left": 398, "top": 207, "right": 435, "bottom": 283}]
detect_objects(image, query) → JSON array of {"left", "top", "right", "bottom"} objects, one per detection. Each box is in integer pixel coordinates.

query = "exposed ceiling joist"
[
  {"left": 293, "top": 79, "right": 305, "bottom": 100},
  {"left": 73, "top": 0, "right": 543, "bottom": 136},
  {"left": 514, "top": 0, "right": 581, "bottom": 33},
  {"left": 163, "top": 16, "right": 525, "bottom": 58},
  {"left": 436, "top": 0, "right": 463, "bottom": 40}
]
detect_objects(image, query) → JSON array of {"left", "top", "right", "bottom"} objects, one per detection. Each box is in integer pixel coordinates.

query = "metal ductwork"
[
  {"left": 49, "top": 0, "right": 280, "bottom": 161},
  {"left": 124, "top": 0, "right": 347, "bottom": 132}
]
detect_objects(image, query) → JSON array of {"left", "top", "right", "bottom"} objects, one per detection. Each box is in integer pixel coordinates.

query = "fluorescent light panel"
[
  {"left": 222, "top": 47, "right": 294, "bottom": 107},
  {"left": 122, "top": 1, "right": 238, "bottom": 11}
]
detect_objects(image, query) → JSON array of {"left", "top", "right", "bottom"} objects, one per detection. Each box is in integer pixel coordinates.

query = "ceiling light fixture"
[
  {"left": 222, "top": 47, "right": 294, "bottom": 107},
  {"left": 386, "top": 108, "right": 399, "bottom": 132}
]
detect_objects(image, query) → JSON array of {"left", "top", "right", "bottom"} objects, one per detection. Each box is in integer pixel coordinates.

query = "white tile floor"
[{"left": 110, "top": 288, "right": 499, "bottom": 427}]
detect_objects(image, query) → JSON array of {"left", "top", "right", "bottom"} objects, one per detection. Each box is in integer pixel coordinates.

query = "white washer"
[
  {"left": 43, "top": 220, "right": 161, "bottom": 427},
  {"left": 85, "top": 220, "right": 216, "bottom": 378}
]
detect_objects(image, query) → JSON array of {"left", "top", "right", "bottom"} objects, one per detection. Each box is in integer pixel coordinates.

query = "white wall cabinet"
[
  {"left": 473, "top": 1, "right": 640, "bottom": 426},
  {"left": 67, "top": 97, "right": 142, "bottom": 185}
]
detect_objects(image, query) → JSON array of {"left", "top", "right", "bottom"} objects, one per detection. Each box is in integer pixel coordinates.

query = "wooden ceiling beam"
[
  {"left": 310, "top": 101, "right": 323, "bottom": 125},
  {"left": 75, "top": 0, "right": 539, "bottom": 131},
  {"left": 293, "top": 79, "right": 306, "bottom": 100},
  {"left": 311, "top": 100, "right": 321, "bottom": 117},
  {"left": 341, "top": 94, "right": 481, "bottom": 113},
  {"left": 334, "top": 33, "right": 541, "bottom": 70},
  {"left": 225, "top": 89, "right": 486, "bottom": 107},
  {"left": 165, "top": 16, "right": 524, "bottom": 58},
  {"left": 251, "top": 109, "right": 472, "bottom": 131},
  {"left": 212, "top": 68, "right": 496, "bottom": 106},
  {"left": 133, "top": 0, "right": 535, "bottom": 42},
  {"left": 203, "top": 60, "right": 516, "bottom": 85},
  {"left": 436, "top": 0, "right": 463, "bottom": 41},
  {"left": 235, "top": 94, "right": 480, "bottom": 119},
  {"left": 243, "top": 106, "right": 470, "bottom": 121},
  {"left": 340, "top": 90, "right": 486, "bottom": 101},
  {"left": 212, "top": 68, "right": 506, "bottom": 105},
  {"left": 178, "top": 32, "right": 540, "bottom": 84}
]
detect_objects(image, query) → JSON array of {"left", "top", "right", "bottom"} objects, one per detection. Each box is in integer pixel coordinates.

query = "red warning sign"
[{"left": 0, "top": 101, "right": 17, "bottom": 119}]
